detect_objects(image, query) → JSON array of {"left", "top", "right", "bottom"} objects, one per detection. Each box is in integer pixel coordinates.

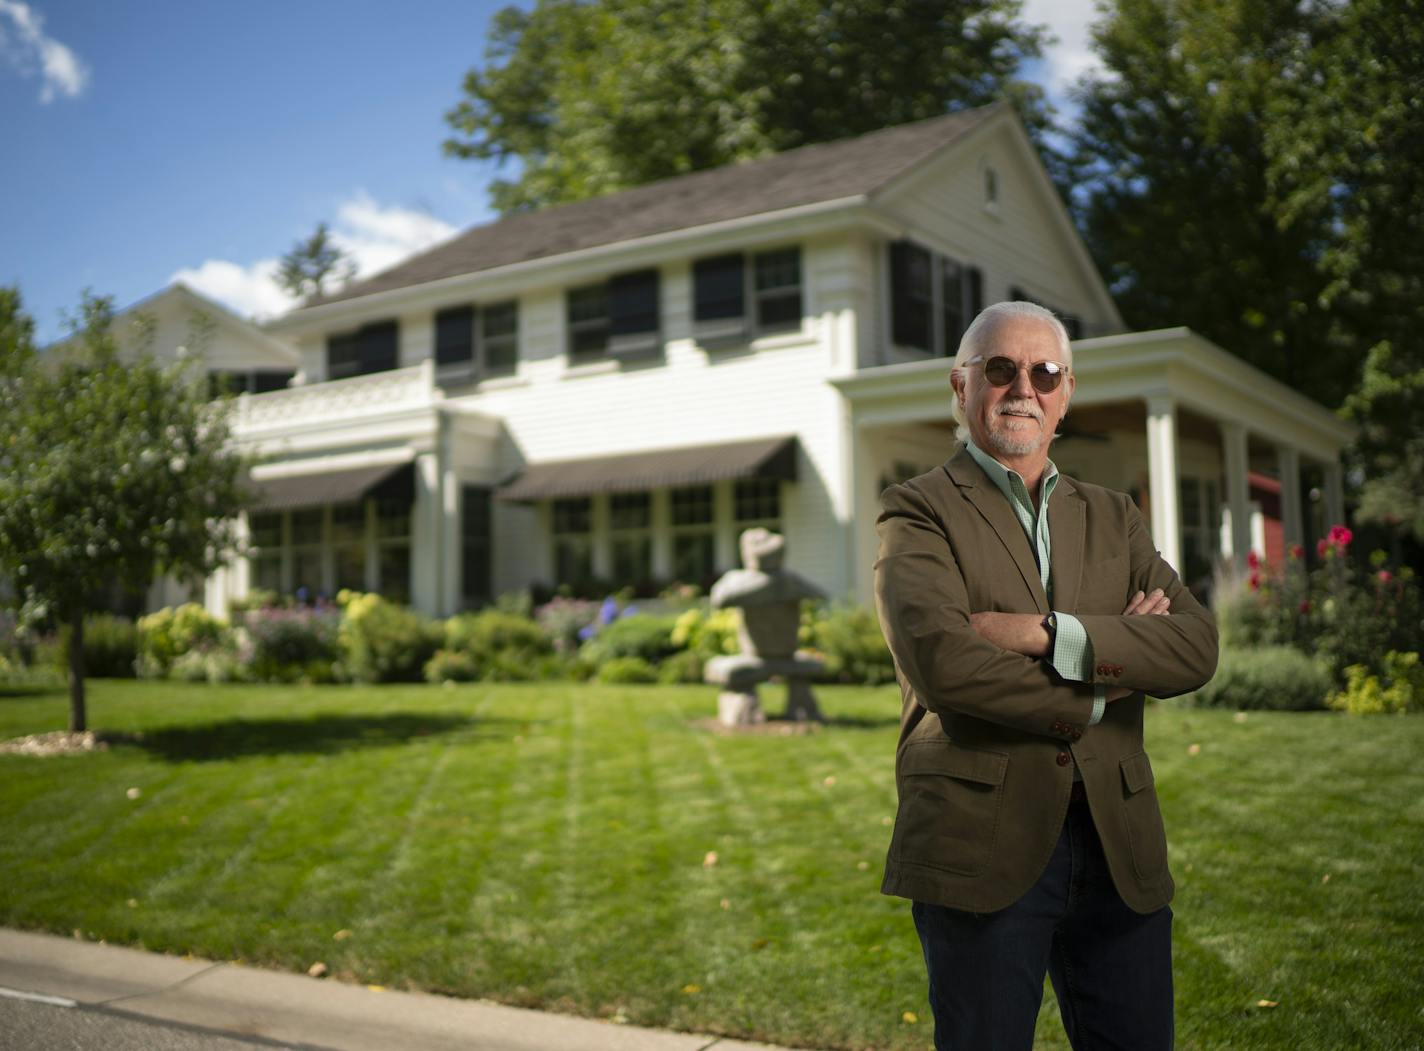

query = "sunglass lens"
[
  {"left": 1030, "top": 362, "right": 1063, "bottom": 393},
  {"left": 983, "top": 357, "right": 1017, "bottom": 385}
]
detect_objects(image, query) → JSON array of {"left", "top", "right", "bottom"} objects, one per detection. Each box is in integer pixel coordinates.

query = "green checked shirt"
[{"left": 965, "top": 440, "right": 1108, "bottom": 727}]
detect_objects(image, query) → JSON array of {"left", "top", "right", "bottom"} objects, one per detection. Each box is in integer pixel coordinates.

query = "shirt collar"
[{"left": 964, "top": 439, "right": 1058, "bottom": 508}]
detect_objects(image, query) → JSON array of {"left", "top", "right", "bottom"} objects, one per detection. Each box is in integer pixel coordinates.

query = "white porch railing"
[{"left": 232, "top": 361, "right": 437, "bottom": 437}]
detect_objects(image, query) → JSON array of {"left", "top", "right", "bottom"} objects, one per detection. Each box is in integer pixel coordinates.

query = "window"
[
  {"left": 692, "top": 248, "right": 803, "bottom": 346},
  {"left": 327, "top": 319, "right": 398, "bottom": 380},
  {"left": 671, "top": 485, "right": 716, "bottom": 586},
  {"left": 891, "top": 240, "right": 982, "bottom": 355},
  {"left": 552, "top": 497, "right": 594, "bottom": 586},
  {"left": 462, "top": 486, "right": 492, "bottom": 606},
  {"left": 983, "top": 165, "right": 999, "bottom": 210},
  {"left": 332, "top": 502, "right": 367, "bottom": 593},
  {"left": 435, "top": 301, "right": 519, "bottom": 382},
  {"left": 375, "top": 498, "right": 411, "bottom": 604},
  {"left": 567, "top": 285, "right": 611, "bottom": 363},
  {"left": 249, "top": 512, "right": 283, "bottom": 593},
  {"left": 1008, "top": 287, "right": 1084, "bottom": 340},
  {"left": 609, "top": 492, "right": 653, "bottom": 585},
  {"left": 567, "top": 271, "right": 660, "bottom": 364},
  {"left": 290, "top": 508, "right": 324, "bottom": 597},
  {"left": 734, "top": 478, "right": 781, "bottom": 535},
  {"left": 208, "top": 369, "right": 294, "bottom": 399}
]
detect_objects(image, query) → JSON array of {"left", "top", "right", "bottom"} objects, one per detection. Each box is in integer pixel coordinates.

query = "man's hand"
[{"left": 1105, "top": 589, "right": 1170, "bottom": 700}]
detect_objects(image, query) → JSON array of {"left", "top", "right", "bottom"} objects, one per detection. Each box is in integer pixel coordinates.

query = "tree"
[
  {"left": 1, "top": 284, "right": 36, "bottom": 378},
  {"left": 276, "top": 222, "right": 356, "bottom": 301},
  {"left": 0, "top": 291, "right": 253, "bottom": 732},
  {"left": 444, "top": 0, "right": 1054, "bottom": 213},
  {"left": 1069, "top": 0, "right": 1359, "bottom": 409}
]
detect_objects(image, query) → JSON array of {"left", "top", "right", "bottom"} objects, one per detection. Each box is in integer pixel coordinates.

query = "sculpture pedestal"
[
  {"left": 717, "top": 690, "right": 766, "bottom": 726},
  {"left": 705, "top": 653, "right": 826, "bottom": 727}
]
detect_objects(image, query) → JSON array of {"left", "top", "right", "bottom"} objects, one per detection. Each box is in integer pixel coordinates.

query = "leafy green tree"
[
  {"left": 1265, "top": 0, "right": 1424, "bottom": 538},
  {"left": 444, "top": 0, "right": 1053, "bottom": 213},
  {"left": 0, "top": 291, "right": 252, "bottom": 731},
  {"left": 1, "top": 284, "right": 36, "bottom": 378},
  {"left": 276, "top": 222, "right": 355, "bottom": 301},
  {"left": 1069, "top": 0, "right": 1359, "bottom": 408}
]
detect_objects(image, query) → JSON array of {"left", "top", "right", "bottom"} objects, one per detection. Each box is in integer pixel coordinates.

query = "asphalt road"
[{"left": 0, "top": 992, "right": 313, "bottom": 1051}]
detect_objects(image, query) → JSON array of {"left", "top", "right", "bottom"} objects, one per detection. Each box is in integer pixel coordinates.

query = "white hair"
[{"left": 950, "top": 301, "right": 1073, "bottom": 441}]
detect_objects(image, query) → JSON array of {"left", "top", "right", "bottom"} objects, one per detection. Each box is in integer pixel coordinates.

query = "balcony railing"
[{"left": 231, "top": 361, "right": 437, "bottom": 437}]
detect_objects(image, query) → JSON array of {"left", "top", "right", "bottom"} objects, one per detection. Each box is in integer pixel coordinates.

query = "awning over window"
[
  {"left": 497, "top": 436, "right": 798, "bottom": 503},
  {"left": 249, "top": 461, "right": 414, "bottom": 512}
]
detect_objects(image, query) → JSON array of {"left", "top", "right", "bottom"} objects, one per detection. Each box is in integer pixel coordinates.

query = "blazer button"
[{"left": 1056, "top": 751, "right": 1072, "bottom": 767}]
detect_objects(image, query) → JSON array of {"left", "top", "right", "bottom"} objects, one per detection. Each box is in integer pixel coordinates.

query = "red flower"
[
  {"left": 1328, "top": 525, "right": 1353, "bottom": 548},
  {"left": 1248, "top": 572, "right": 1261, "bottom": 591},
  {"left": 1317, "top": 539, "right": 1329, "bottom": 558},
  {"left": 1298, "top": 600, "right": 1311, "bottom": 614},
  {"left": 1378, "top": 570, "right": 1393, "bottom": 584},
  {"left": 1289, "top": 544, "right": 1305, "bottom": 560},
  {"left": 1246, "top": 550, "right": 1261, "bottom": 570}
]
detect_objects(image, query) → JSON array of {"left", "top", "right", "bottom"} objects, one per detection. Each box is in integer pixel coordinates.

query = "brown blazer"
[{"left": 875, "top": 446, "right": 1218, "bottom": 914}]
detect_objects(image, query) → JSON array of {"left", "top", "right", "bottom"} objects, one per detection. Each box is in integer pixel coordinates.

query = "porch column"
[
  {"left": 1145, "top": 396, "right": 1182, "bottom": 572},
  {"left": 411, "top": 449, "right": 441, "bottom": 615},
  {"left": 1221, "top": 422, "right": 1252, "bottom": 567},
  {"left": 1277, "top": 445, "right": 1304, "bottom": 553},
  {"left": 1322, "top": 461, "right": 1345, "bottom": 530}
]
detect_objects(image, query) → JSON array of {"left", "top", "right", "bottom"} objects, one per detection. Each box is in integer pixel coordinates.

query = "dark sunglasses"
[{"left": 967, "top": 355, "right": 1069, "bottom": 393}]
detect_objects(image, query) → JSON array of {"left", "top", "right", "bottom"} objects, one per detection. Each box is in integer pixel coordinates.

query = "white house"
[{"left": 135, "top": 103, "right": 1348, "bottom": 617}]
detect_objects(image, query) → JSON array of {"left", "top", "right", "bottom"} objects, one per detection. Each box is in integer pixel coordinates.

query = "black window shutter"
[
  {"left": 253, "top": 370, "right": 293, "bottom": 393},
  {"left": 327, "top": 332, "right": 360, "bottom": 379},
  {"left": 609, "top": 270, "right": 659, "bottom": 336},
  {"left": 358, "top": 321, "right": 399, "bottom": 374},
  {"left": 435, "top": 306, "right": 475, "bottom": 366},
  {"left": 693, "top": 255, "right": 745, "bottom": 321},
  {"left": 890, "top": 240, "right": 932, "bottom": 351},
  {"left": 967, "top": 266, "right": 984, "bottom": 319}
]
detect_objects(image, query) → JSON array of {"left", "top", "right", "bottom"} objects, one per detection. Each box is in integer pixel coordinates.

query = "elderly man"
[{"left": 874, "top": 301, "right": 1217, "bottom": 1050}]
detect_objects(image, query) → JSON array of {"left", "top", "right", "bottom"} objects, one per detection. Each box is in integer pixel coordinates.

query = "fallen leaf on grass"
[
  {"left": 307, "top": 962, "right": 328, "bottom": 978},
  {"left": 902, "top": 1011, "right": 918, "bottom": 1024},
  {"left": 1187, "top": 743, "right": 1202, "bottom": 756},
  {"left": 126, "top": 899, "right": 138, "bottom": 909},
  {"left": 719, "top": 899, "right": 731, "bottom": 910},
  {"left": 751, "top": 938, "right": 770, "bottom": 950},
  {"left": 823, "top": 776, "right": 837, "bottom": 787},
  {"left": 703, "top": 851, "right": 718, "bottom": 869},
  {"left": 682, "top": 984, "right": 701, "bottom": 995},
  {"left": 126, "top": 787, "right": 141, "bottom": 799},
  {"left": 1233, "top": 712, "right": 1248, "bottom": 723},
  {"left": 857, "top": 861, "right": 870, "bottom": 871},
  {"left": 333, "top": 929, "right": 353, "bottom": 941},
  {"left": 881, "top": 816, "right": 893, "bottom": 826},
  {"left": 1255, "top": 999, "right": 1279, "bottom": 1008},
  {"left": 1321, "top": 873, "right": 1331, "bottom": 884},
  {"left": 366, "top": 985, "right": 386, "bottom": 993}
]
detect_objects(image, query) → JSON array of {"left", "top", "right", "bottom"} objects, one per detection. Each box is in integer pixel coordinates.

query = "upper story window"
[
  {"left": 692, "top": 247, "right": 803, "bottom": 347},
  {"left": 207, "top": 369, "right": 294, "bottom": 399},
  {"left": 890, "top": 240, "right": 982, "bottom": 356},
  {"left": 983, "top": 164, "right": 999, "bottom": 212},
  {"left": 1008, "top": 286, "right": 1084, "bottom": 339},
  {"left": 327, "top": 319, "right": 398, "bottom": 381},
  {"left": 435, "top": 300, "right": 519, "bottom": 383},
  {"left": 567, "top": 268, "right": 661, "bottom": 365}
]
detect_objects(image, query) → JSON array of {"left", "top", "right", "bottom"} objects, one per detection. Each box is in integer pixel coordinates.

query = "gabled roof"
[{"left": 299, "top": 105, "right": 1000, "bottom": 311}]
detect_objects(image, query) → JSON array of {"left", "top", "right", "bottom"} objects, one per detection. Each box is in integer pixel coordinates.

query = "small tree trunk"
[{"left": 68, "top": 612, "right": 87, "bottom": 733}]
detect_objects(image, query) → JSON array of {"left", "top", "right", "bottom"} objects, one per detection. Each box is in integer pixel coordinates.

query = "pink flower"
[
  {"left": 1377, "top": 570, "right": 1393, "bottom": 584},
  {"left": 1289, "top": 544, "right": 1305, "bottom": 560},
  {"left": 1317, "top": 539, "right": 1329, "bottom": 558},
  {"left": 1328, "top": 525, "right": 1353, "bottom": 548},
  {"left": 1248, "top": 572, "right": 1261, "bottom": 591},
  {"left": 1246, "top": 551, "right": 1261, "bottom": 570}
]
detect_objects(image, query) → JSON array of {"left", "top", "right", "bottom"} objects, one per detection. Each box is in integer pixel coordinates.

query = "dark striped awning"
[
  {"left": 497, "top": 436, "right": 798, "bottom": 503},
  {"left": 250, "top": 460, "right": 413, "bottom": 512}
]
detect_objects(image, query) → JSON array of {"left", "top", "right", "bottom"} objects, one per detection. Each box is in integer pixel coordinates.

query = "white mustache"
[{"left": 993, "top": 399, "right": 1043, "bottom": 422}]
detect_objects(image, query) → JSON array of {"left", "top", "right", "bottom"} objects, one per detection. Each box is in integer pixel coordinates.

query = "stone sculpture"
[{"left": 705, "top": 528, "right": 827, "bottom": 726}]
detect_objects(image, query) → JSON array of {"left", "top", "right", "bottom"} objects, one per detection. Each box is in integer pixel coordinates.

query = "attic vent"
[{"left": 983, "top": 164, "right": 999, "bottom": 211}]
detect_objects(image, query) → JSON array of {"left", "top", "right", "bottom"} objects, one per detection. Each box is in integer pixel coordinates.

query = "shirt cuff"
[
  {"left": 1050, "top": 612, "right": 1094, "bottom": 682},
  {"left": 1089, "top": 686, "right": 1107, "bottom": 726}
]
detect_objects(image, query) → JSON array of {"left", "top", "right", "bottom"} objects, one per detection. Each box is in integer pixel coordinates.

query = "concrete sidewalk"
[{"left": 0, "top": 928, "right": 804, "bottom": 1051}]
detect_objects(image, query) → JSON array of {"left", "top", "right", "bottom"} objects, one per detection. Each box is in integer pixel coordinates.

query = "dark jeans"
[{"left": 912, "top": 795, "right": 1173, "bottom": 1051}]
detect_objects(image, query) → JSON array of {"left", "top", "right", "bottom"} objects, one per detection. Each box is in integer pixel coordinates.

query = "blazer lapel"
[
  {"left": 1048, "top": 475, "right": 1085, "bottom": 614},
  {"left": 946, "top": 448, "right": 1047, "bottom": 612}
]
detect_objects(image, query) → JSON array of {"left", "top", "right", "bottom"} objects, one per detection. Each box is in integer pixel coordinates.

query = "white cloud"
[
  {"left": 169, "top": 193, "right": 460, "bottom": 321},
  {"left": 1021, "top": 0, "right": 1105, "bottom": 104},
  {"left": 0, "top": 0, "right": 89, "bottom": 102}
]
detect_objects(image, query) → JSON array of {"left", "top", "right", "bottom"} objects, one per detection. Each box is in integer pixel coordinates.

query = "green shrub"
[
  {"left": 1327, "top": 651, "right": 1424, "bottom": 715},
  {"left": 61, "top": 614, "right": 137, "bottom": 678},
  {"left": 670, "top": 606, "right": 740, "bottom": 660},
  {"left": 534, "top": 597, "right": 604, "bottom": 654},
  {"left": 580, "top": 613, "right": 681, "bottom": 667},
  {"left": 1192, "top": 646, "right": 1332, "bottom": 711},
  {"left": 446, "top": 610, "right": 551, "bottom": 659},
  {"left": 243, "top": 607, "right": 341, "bottom": 682},
  {"left": 595, "top": 656, "right": 659, "bottom": 684},
  {"left": 136, "top": 604, "right": 228, "bottom": 679},
  {"left": 169, "top": 646, "right": 250, "bottom": 684},
  {"left": 802, "top": 602, "right": 896, "bottom": 685},
  {"left": 424, "top": 649, "right": 480, "bottom": 684},
  {"left": 657, "top": 649, "right": 705, "bottom": 685},
  {"left": 338, "top": 593, "right": 442, "bottom": 683}
]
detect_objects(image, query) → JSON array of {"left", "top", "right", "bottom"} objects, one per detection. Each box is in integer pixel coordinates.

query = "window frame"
[
  {"left": 691, "top": 246, "right": 804, "bottom": 348},
  {"left": 890, "top": 239, "right": 982, "bottom": 357},
  {"left": 435, "top": 300, "right": 519, "bottom": 384}
]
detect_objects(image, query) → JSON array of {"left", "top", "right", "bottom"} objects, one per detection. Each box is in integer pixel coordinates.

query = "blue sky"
[{"left": 2, "top": 0, "right": 1098, "bottom": 345}]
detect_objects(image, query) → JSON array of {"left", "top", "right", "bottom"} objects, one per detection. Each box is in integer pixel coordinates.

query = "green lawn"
[{"left": 1, "top": 681, "right": 1421, "bottom": 1050}]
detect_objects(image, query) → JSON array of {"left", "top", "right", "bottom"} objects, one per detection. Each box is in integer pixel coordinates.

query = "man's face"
[{"left": 952, "top": 317, "right": 1074, "bottom": 461}]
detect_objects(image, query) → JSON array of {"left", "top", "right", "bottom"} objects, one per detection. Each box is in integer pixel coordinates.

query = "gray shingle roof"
[{"left": 303, "top": 105, "right": 999, "bottom": 310}]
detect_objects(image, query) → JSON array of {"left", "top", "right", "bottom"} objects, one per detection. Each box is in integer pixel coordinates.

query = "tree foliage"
[
  {"left": 444, "top": 0, "right": 1053, "bottom": 213},
  {"left": 276, "top": 222, "right": 355, "bottom": 301},
  {"left": 0, "top": 290, "right": 253, "bottom": 731}
]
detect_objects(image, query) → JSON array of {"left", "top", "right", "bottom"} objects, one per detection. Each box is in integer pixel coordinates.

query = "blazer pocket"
[
  {"left": 1118, "top": 751, "right": 1168, "bottom": 880},
  {"left": 893, "top": 742, "right": 1009, "bottom": 877}
]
